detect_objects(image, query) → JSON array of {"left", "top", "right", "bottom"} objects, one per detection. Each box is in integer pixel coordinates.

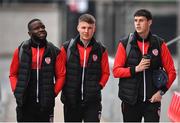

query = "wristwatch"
[{"left": 160, "top": 90, "right": 165, "bottom": 96}]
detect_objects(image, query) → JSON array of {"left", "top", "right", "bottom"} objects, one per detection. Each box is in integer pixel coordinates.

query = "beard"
[
  {"left": 31, "top": 33, "right": 47, "bottom": 44},
  {"left": 31, "top": 34, "right": 47, "bottom": 47}
]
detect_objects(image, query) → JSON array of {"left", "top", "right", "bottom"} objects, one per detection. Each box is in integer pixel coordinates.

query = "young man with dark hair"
[
  {"left": 113, "top": 9, "right": 176, "bottom": 122},
  {"left": 60, "top": 13, "right": 110, "bottom": 122},
  {"left": 9, "top": 19, "right": 66, "bottom": 122}
]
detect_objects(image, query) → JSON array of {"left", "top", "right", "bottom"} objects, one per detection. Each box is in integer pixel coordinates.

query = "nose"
[
  {"left": 85, "top": 28, "right": 88, "bottom": 32},
  {"left": 39, "top": 27, "right": 45, "bottom": 31},
  {"left": 136, "top": 20, "right": 140, "bottom": 25}
]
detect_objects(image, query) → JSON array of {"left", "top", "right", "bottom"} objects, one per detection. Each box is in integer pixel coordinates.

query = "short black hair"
[
  {"left": 78, "top": 14, "right": 96, "bottom": 24},
  {"left": 134, "top": 9, "right": 152, "bottom": 20},
  {"left": 28, "top": 18, "right": 41, "bottom": 31}
]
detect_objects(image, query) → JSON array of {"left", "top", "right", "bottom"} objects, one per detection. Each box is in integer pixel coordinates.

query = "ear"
[
  {"left": 77, "top": 24, "right": 80, "bottom": 32},
  {"left": 94, "top": 25, "right": 96, "bottom": 32},
  {"left": 28, "top": 31, "right": 32, "bottom": 37},
  {"left": 148, "top": 20, "right": 152, "bottom": 26}
]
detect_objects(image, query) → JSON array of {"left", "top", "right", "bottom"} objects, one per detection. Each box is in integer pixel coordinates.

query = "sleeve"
[
  {"left": 54, "top": 47, "right": 67, "bottom": 96},
  {"left": 99, "top": 50, "right": 110, "bottom": 88},
  {"left": 9, "top": 48, "right": 19, "bottom": 92},
  {"left": 113, "top": 42, "right": 132, "bottom": 78},
  {"left": 160, "top": 42, "right": 176, "bottom": 92}
]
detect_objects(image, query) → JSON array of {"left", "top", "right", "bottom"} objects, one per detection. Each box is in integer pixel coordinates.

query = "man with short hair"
[
  {"left": 113, "top": 9, "right": 176, "bottom": 122},
  {"left": 9, "top": 19, "right": 66, "bottom": 122},
  {"left": 60, "top": 14, "right": 110, "bottom": 122}
]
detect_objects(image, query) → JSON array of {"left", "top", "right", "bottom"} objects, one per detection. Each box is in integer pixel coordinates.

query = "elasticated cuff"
[{"left": 161, "top": 86, "right": 168, "bottom": 93}]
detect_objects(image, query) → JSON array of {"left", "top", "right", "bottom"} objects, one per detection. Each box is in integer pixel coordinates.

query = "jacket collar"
[
  {"left": 30, "top": 38, "right": 47, "bottom": 48},
  {"left": 71, "top": 35, "right": 99, "bottom": 51},
  {"left": 77, "top": 36, "right": 94, "bottom": 47},
  {"left": 134, "top": 31, "right": 152, "bottom": 42}
]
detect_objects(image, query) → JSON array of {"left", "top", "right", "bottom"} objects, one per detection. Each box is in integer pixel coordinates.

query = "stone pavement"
[
  {"left": 3, "top": 93, "right": 107, "bottom": 122},
  {"left": 2, "top": 86, "right": 178, "bottom": 122}
]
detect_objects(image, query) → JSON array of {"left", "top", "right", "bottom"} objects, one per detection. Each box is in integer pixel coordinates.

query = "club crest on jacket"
[
  {"left": 45, "top": 57, "right": 51, "bottom": 64},
  {"left": 93, "top": 54, "right": 98, "bottom": 61},
  {"left": 152, "top": 49, "right": 159, "bottom": 56}
]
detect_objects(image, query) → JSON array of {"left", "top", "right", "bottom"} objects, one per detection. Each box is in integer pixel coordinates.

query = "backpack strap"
[
  {"left": 67, "top": 38, "right": 75, "bottom": 61},
  {"left": 18, "top": 40, "right": 29, "bottom": 62},
  {"left": 126, "top": 33, "right": 134, "bottom": 58}
]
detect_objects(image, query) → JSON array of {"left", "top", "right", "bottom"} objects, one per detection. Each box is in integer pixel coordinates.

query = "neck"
[
  {"left": 31, "top": 38, "right": 47, "bottom": 48},
  {"left": 81, "top": 40, "right": 90, "bottom": 48},
  {"left": 138, "top": 29, "right": 150, "bottom": 39},
  {"left": 139, "top": 33, "right": 147, "bottom": 40}
]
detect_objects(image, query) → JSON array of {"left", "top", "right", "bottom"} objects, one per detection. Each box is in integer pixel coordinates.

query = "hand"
[
  {"left": 135, "top": 58, "right": 150, "bottom": 72},
  {"left": 149, "top": 90, "right": 162, "bottom": 103}
]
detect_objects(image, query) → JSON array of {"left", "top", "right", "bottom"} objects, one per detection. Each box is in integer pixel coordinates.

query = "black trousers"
[
  {"left": 121, "top": 101, "right": 161, "bottom": 122},
  {"left": 64, "top": 102, "right": 102, "bottom": 122},
  {"left": 16, "top": 103, "right": 54, "bottom": 122}
]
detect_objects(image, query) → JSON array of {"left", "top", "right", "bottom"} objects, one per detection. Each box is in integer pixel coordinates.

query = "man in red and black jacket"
[
  {"left": 9, "top": 19, "right": 66, "bottom": 122},
  {"left": 113, "top": 9, "right": 176, "bottom": 122},
  {"left": 60, "top": 14, "right": 110, "bottom": 122}
]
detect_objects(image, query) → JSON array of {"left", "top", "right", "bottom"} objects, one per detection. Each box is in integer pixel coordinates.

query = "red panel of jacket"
[
  {"left": 77, "top": 44, "right": 92, "bottom": 67},
  {"left": 31, "top": 47, "right": 45, "bottom": 69}
]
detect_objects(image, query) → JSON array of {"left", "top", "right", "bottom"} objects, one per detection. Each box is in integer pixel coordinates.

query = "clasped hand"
[{"left": 135, "top": 58, "right": 150, "bottom": 72}]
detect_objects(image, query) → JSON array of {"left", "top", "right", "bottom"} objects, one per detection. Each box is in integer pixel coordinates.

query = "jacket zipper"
[
  {"left": 81, "top": 41, "right": 90, "bottom": 100},
  {"left": 142, "top": 39, "right": 146, "bottom": 102},
  {"left": 81, "top": 48, "right": 86, "bottom": 100},
  {"left": 36, "top": 45, "right": 39, "bottom": 103}
]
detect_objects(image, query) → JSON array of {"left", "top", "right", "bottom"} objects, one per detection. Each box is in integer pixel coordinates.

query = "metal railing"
[{"left": 166, "top": 36, "right": 180, "bottom": 46}]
